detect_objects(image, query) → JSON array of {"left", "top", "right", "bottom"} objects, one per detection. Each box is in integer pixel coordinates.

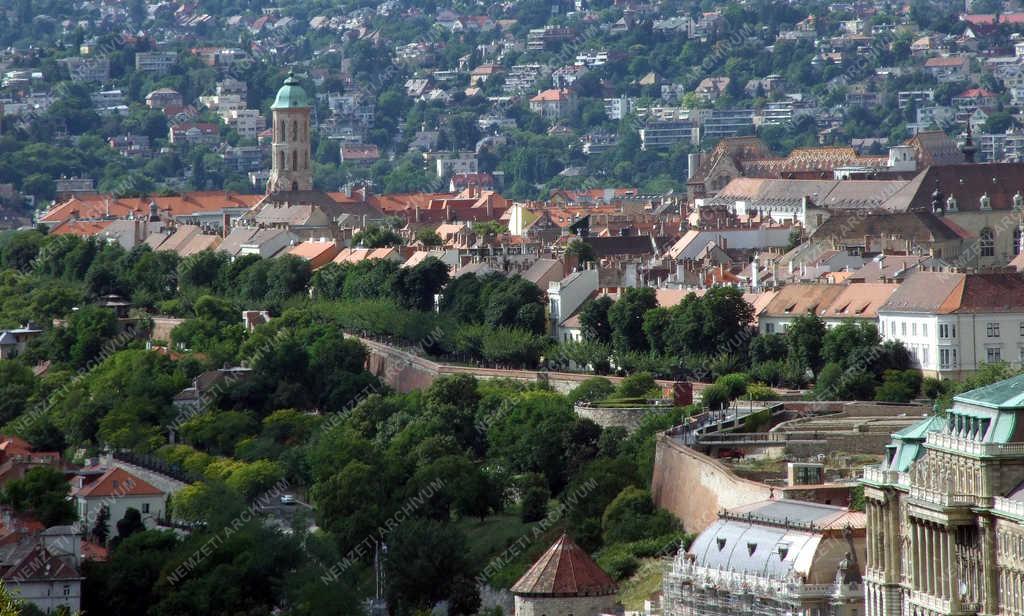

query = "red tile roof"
[
  {"left": 957, "top": 87, "right": 996, "bottom": 98},
  {"left": 531, "top": 88, "right": 573, "bottom": 102},
  {"left": 511, "top": 533, "right": 617, "bottom": 597},
  {"left": 41, "top": 191, "right": 262, "bottom": 223},
  {"left": 74, "top": 467, "right": 163, "bottom": 498},
  {"left": 49, "top": 220, "right": 113, "bottom": 237}
]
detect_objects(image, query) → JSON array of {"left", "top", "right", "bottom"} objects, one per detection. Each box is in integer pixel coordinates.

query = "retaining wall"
[{"left": 651, "top": 432, "right": 777, "bottom": 533}]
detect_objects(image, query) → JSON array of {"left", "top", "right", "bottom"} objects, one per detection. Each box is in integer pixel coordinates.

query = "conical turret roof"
[{"left": 510, "top": 533, "right": 618, "bottom": 597}]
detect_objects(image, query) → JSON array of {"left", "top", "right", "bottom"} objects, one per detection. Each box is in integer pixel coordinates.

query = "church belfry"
[{"left": 267, "top": 71, "right": 313, "bottom": 194}]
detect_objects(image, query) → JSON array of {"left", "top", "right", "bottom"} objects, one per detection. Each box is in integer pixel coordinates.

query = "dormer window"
[{"left": 981, "top": 192, "right": 992, "bottom": 210}]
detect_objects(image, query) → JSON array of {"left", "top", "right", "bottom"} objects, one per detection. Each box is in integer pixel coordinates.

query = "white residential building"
[
  {"left": 72, "top": 467, "right": 167, "bottom": 529},
  {"left": 878, "top": 272, "right": 1024, "bottom": 378},
  {"left": 549, "top": 269, "right": 599, "bottom": 342},
  {"left": 435, "top": 152, "right": 478, "bottom": 179}
]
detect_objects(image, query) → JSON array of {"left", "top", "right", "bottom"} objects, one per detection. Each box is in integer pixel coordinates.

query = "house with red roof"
[
  {"left": 71, "top": 467, "right": 166, "bottom": 530},
  {"left": 923, "top": 55, "right": 969, "bottom": 82},
  {"left": 529, "top": 88, "right": 578, "bottom": 120},
  {"left": 953, "top": 87, "right": 998, "bottom": 122}
]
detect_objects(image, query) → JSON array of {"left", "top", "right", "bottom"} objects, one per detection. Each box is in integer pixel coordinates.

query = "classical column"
[
  {"left": 926, "top": 524, "right": 935, "bottom": 597},
  {"left": 946, "top": 527, "right": 959, "bottom": 610},
  {"left": 872, "top": 501, "right": 880, "bottom": 568},
  {"left": 869, "top": 503, "right": 877, "bottom": 571},
  {"left": 917, "top": 519, "right": 925, "bottom": 589},
  {"left": 981, "top": 517, "right": 997, "bottom": 615},
  {"left": 888, "top": 498, "right": 900, "bottom": 584}
]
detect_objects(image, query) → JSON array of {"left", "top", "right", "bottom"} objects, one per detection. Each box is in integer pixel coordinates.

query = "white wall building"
[
  {"left": 878, "top": 272, "right": 1024, "bottom": 378},
  {"left": 73, "top": 467, "right": 167, "bottom": 530},
  {"left": 548, "top": 269, "right": 599, "bottom": 342}
]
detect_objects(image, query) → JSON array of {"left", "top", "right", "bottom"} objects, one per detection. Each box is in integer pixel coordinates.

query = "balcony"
[
  {"left": 862, "top": 466, "right": 910, "bottom": 488},
  {"left": 993, "top": 496, "right": 1024, "bottom": 519},
  {"left": 908, "top": 590, "right": 980, "bottom": 615},
  {"left": 926, "top": 432, "right": 1024, "bottom": 457},
  {"left": 909, "top": 486, "right": 981, "bottom": 508}
]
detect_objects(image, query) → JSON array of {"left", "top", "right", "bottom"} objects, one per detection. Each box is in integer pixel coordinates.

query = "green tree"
[
  {"left": 608, "top": 288, "right": 657, "bottom": 355},
  {"left": 0, "top": 361, "right": 35, "bottom": 425},
  {"left": 92, "top": 505, "right": 110, "bottom": 544},
  {"left": 579, "top": 296, "right": 613, "bottom": 343},
  {"left": 414, "top": 228, "right": 443, "bottom": 247},
  {"left": 384, "top": 518, "right": 473, "bottom": 614},
  {"left": 565, "top": 239, "right": 596, "bottom": 264},
  {"left": 615, "top": 372, "right": 658, "bottom": 399},
  {"left": 352, "top": 226, "right": 402, "bottom": 248},
  {"left": 567, "top": 377, "right": 615, "bottom": 405},
  {"left": 601, "top": 486, "right": 677, "bottom": 544},
  {"left": 1, "top": 467, "right": 75, "bottom": 526},
  {"left": 786, "top": 311, "right": 827, "bottom": 377},
  {"left": 390, "top": 257, "right": 449, "bottom": 311}
]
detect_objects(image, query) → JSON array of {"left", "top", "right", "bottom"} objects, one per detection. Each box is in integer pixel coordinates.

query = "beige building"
[
  {"left": 862, "top": 373, "right": 1024, "bottom": 616},
  {"left": 267, "top": 72, "right": 313, "bottom": 193}
]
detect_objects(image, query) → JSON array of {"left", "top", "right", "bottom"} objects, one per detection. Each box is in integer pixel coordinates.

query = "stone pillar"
[
  {"left": 917, "top": 519, "right": 925, "bottom": 589},
  {"left": 947, "top": 527, "right": 959, "bottom": 610},
  {"left": 925, "top": 524, "right": 935, "bottom": 596},
  {"left": 867, "top": 503, "right": 876, "bottom": 571},
  {"left": 981, "top": 517, "right": 997, "bottom": 615},
  {"left": 938, "top": 526, "right": 947, "bottom": 600}
]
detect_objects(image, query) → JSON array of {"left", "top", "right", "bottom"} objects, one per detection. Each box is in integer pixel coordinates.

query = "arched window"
[
  {"left": 278, "top": 151, "right": 285, "bottom": 170},
  {"left": 279, "top": 120, "right": 285, "bottom": 141},
  {"left": 304, "top": 151, "right": 309, "bottom": 170},
  {"left": 291, "top": 120, "right": 298, "bottom": 141},
  {"left": 981, "top": 227, "right": 995, "bottom": 257},
  {"left": 304, "top": 119, "right": 308, "bottom": 141},
  {"left": 1016, "top": 227, "right": 1023, "bottom": 256},
  {"left": 292, "top": 150, "right": 298, "bottom": 172}
]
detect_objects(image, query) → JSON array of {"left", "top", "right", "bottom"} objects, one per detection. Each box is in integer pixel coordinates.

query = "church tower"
[{"left": 267, "top": 71, "right": 313, "bottom": 193}]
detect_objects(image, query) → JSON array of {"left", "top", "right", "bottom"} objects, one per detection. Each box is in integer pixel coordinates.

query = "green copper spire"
[{"left": 271, "top": 71, "right": 310, "bottom": 110}]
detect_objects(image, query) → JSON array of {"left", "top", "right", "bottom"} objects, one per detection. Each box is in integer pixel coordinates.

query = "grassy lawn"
[
  {"left": 455, "top": 507, "right": 568, "bottom": 590},
  {"left": 618, "top": 558, "right": 664, "bottom": 610}
]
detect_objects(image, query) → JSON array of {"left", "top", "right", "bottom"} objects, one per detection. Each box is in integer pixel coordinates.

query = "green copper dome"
[{"left": 271, "top": 71, "right": 310, "bottom": 110}]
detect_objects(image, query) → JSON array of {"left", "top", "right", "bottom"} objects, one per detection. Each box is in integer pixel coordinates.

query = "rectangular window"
[
  {"left": 988, "top": 347, "right": 1002, "bottom": 363},
  {"left": 940, "top": 348, "right": 951, "bottom": 369},
  {"left": 921, "top": 346, "right": 929, "bottom": 367},
  {"left": 940, "top": 323, "right": 948, "bottom": 338},
  {"left": 922, "top": 323, "right": 928, "bottom": 337},
  {"left": 912, "top": 323, "right": 918, "bottom": 336},
  {"left": 142, "top": 503, "right": 150, "bottom": 514},
  {"left": 988, "top": 322, "right": 1001, "bottom": 338},
  {"left": 1020, "top": 321, "right": 1024, "bottom": 337},
  {"left": 890, "top": 321, "right": 895, "bottom": 335},
  {"left": 901, "top": 322, "right": 907, "bottom": 336}
]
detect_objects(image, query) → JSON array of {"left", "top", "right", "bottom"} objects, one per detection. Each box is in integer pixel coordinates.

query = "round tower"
[
  {"left": 267, "top": 71, "right": 313, "bottom": 193},
  {"left": 511, "top": 533, "right": 620, "bottom": 616}
]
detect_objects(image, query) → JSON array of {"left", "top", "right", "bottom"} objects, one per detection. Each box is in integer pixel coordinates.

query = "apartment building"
[{"left": 878, "top": 272, "right": 1024, "bottom": 378}]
